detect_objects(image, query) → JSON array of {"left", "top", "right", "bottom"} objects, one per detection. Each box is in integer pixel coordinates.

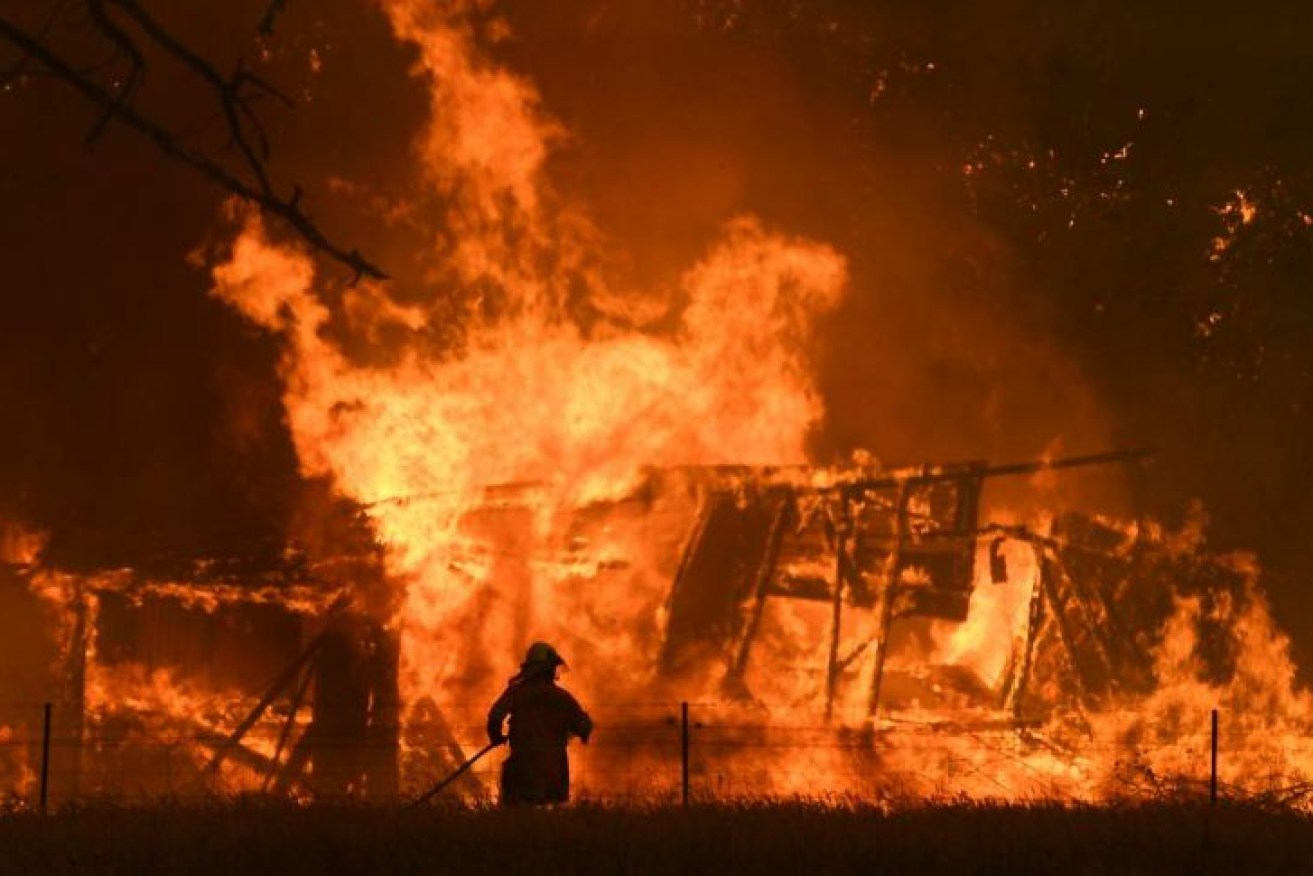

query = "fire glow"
[{"left": 3, "top": 0, "right": 1312, "bottom": 807}]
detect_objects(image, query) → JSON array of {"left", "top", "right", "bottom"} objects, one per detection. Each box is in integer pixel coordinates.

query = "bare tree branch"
[
  {"left": 0, "top": 7, "right": 386, "bottom": 282},
  {"left": 1, "top": 0, "right": 66, "bottom": 87},
  {"left": 84, "top": 0, "right": 143, "bottom": 145},
  {"left": 101, "top": 0, "right": 279, "bottom": 196},
  {"left": 257, "top": 0, "right": 290, "bottom": 38}
]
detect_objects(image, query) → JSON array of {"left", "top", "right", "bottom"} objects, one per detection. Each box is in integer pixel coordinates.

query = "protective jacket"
[{"left": 487, "top": 675, "right": 592, "bottom": 805}]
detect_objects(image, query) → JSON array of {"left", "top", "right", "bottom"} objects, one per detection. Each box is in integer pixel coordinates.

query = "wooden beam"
[
  {"left": 204, "top": 632, "right": 325, "bottom": 775},
  {"left": 725, "top": 495, "right": 792, "bottom": 688},
  {"left": 824, "top": 499, "right": 851, "bottom": 722}
]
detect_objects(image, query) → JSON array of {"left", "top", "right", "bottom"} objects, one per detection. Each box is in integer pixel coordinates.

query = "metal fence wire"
[{"left": 0, "top": 702, "right": 1306, "bottom": 809}]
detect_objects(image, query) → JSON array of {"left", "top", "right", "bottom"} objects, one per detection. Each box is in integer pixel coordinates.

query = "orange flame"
[{"left": 17, "top": 0, "right": 1308, "bottom": 806}]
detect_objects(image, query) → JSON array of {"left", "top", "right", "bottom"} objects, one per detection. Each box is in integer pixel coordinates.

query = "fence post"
[
  {"left": 39, "top": 702, "right": 51, "bottom": 815},
  {"left": 681, "top": 701, "right": 689, "bottom": 806},
  {"left": 1209, "top": 708, "right": 1218, "bottom": 805}
]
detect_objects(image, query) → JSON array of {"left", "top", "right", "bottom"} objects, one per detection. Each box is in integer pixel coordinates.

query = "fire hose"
[{"left": 409, "top": 739, "right": 505, "bottom": 807}]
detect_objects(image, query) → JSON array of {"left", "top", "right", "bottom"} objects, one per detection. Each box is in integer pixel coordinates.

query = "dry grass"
[{"left": 0, "top": 799, "right": 1309, "bottom": 875}]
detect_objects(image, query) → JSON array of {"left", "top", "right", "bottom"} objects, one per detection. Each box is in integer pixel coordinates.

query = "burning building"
[
  {"left": 2, "top": 0, "right": 1312, "bottom": 810},
  {"left": 0, "top": 514, "right": 406, "bottom": 801},
  {"left": 2, "top": 441, "right": 1309, "bottom": 804}
]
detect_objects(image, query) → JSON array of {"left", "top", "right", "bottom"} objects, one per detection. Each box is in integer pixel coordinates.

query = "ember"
[{"left": 1, "top": 0, "right": 1311, "bottom": 815}]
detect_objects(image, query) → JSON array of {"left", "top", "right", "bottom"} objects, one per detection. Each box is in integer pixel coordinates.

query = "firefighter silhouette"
[{"left": 486, "top": 642, "right": 593, "bottom": 805}]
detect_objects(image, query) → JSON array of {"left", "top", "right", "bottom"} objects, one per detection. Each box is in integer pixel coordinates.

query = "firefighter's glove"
[{"left": 489, "top": 730, "right": 507, "bottom": 746}]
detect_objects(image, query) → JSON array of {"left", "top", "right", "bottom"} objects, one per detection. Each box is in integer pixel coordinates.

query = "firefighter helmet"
[{"left": 522, "top": 641, "right": 565, "bottom": 668}]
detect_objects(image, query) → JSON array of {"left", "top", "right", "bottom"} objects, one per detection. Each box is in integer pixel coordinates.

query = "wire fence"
[{"left": 0, "top": 701, "right": 1309, "bottom": 810}]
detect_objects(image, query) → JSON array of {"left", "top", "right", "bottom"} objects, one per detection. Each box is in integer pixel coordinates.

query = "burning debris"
[
  {"left": 0, "top": 537, "right": 402, "bottom": 800},
  {"left": 3, "top": 445, "right": 1312, "bottom": 806},
  {"left": 0, "top": 0, "right": 1310, "bottom": 813},
  {"left": 655, "top": 449, "right": 1152, "bottom": 721}
]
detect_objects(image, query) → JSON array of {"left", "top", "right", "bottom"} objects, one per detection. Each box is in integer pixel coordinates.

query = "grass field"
[{"left": 0, "top": 800, "right": 1309, "bottom": 875}]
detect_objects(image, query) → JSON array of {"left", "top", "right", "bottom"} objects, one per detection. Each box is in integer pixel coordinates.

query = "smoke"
[{"left": 3, "top": 0, "right": 1312, "bottom": 802}]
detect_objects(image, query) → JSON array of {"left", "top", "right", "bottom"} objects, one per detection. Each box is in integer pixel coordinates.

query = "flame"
[
  {"left": 1209, "top": 188, "right": 1258, "bottom": 260},
  {"left": 0, "top": 522, "right": 46, "bottom": 565},
  {"left": 1094, "top": 556, "right": 1313, "bottom": 800},
  {"left": 8, "top": 1, "right": 1313, "bottom": 807},
  {"left": 933, "top": 536, "right": 1040, "bottom": 687},
  {"left": 0, "top": 725, "right": 34, "bottom": 802},
  {"left": 209, "top": 0, "right": 847, "bottom": 792},
  {"left": 202, "top": 0, "right": 1313, "bottom": 804},
  {"left": 81, "top": 660, "right": 279, "bottom": 795}
]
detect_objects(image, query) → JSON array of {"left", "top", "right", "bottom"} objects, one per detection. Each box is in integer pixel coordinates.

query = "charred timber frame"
[
  {"left": 205, "top": 632, "right": 327, "bottom": 779},
  {"left": 210, "top": 618, "right": 403, "bottom": 797},
  {"left": 65, "top": 578, "right": 89, "bottom": 797},
  {"left": 727, "top": 495, "right": 792, "bottom": 686},
  {"left": 263, "top": 646, "right": 317, "bottom": 791},
  {"left": 864, "top": 482, "right": 909, "bottom": 723},
  {"left": 1001, "top": 541, "right": 1047, "bottom": 720},
  {"left": 47, "top": 567, "right": 406, "bottom": 799},
  {"left": 822, "top": 498, "right": 849, "bottom": 723},
  {"left": 667, "top": 448, "right": 1150, "bottom": 725},
  {"left": 990, "top": 524, "right": 1129, "bottom": 719}
]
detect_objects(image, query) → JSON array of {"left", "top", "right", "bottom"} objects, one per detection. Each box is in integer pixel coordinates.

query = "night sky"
[{"left": 2, "top": 2, "right": 1311, "bottom": 663}]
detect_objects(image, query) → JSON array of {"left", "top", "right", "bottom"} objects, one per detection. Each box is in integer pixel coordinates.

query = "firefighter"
[{"left": 486, "top": 641, "right": 593, "bottom": 805}]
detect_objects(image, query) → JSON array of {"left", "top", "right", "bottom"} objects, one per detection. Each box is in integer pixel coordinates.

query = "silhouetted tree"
[{"left": 0, "top": 0, "right": 385, "bottom": 279}]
